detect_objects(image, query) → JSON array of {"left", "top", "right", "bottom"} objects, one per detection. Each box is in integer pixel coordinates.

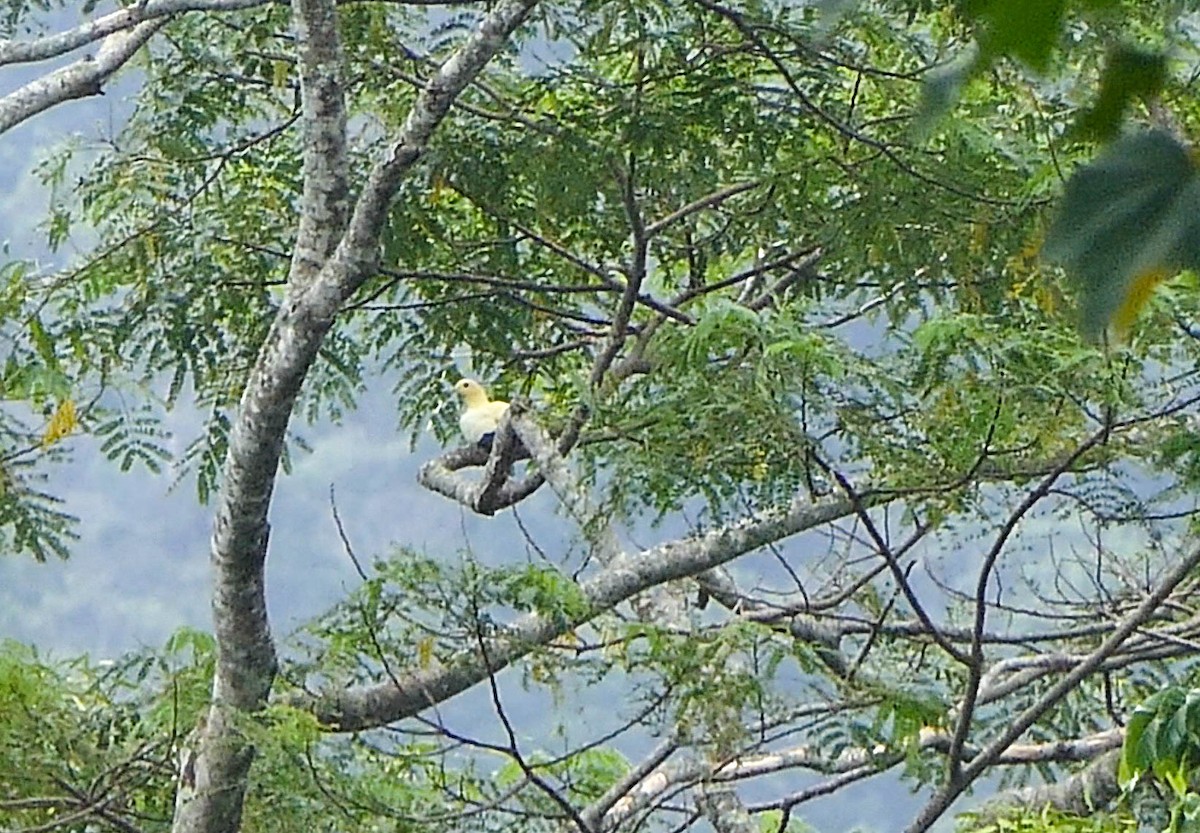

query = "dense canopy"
[{"left": 3, "top": 1, "right": 1200, "bottom": 832}]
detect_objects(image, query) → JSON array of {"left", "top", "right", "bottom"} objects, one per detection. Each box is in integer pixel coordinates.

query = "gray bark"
[
  {"left": 696, "top": 785, "right": 757, "bottom": 833},
  {"left": 290, "top": 0, "right": 350, "bottom": 284},
  {"left": 0, "top": 21, "right": 164, "bottom": 135},
  {"left": 974, "top": 749, "right": 1123, "bottom": 824},
  {"left": 0, "top": 0, "right": 264, "bottom": 65},
  {"left": 300, "top": 491, "right": 869, "bottom": 730},
  {"left": 591, "top": 729, "right": 1124, "bottom": 831}
]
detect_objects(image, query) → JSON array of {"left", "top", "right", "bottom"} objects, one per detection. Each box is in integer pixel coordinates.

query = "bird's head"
[{"left": 454, "top": 378, "right": 490, "bottom": 407}]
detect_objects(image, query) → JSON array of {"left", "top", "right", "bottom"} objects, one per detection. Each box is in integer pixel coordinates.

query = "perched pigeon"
[{"left": 455, "top": 378, "right": 510, "bottom": 450}]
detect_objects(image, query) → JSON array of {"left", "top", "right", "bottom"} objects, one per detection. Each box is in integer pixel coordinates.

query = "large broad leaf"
[
  {"left": 959, "top": 0, "right": 1067, "bottom": 70},
  {"left": 1043, "top": 130, "right": 1200, "bottom": 339},
  {"left": 1073, "top": 45, "right": 1167, "bottom": 142}
]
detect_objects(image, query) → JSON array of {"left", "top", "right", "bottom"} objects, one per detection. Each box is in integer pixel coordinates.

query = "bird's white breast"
[{"left": 460, "top": 401, "right": 509, "bottom": 442}]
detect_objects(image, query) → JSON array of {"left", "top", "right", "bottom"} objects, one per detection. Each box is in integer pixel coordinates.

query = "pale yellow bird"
[{"left": 454, "top": 378, "right": 510, "bottom": 449}]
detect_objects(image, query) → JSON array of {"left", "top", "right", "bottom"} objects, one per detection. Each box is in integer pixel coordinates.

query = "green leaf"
[
  {"left": 28, "top": 315, "right": 58, "bottom": 371},
  {"left": 1074, "top": 46, "right": 1167, "bottom": 142},
  {"left": 959, "top": 0, "right": 1067, "bottom": 71},
  {"left": 1042, "top": 130, "right": 1200, "bottom": 339},
  {"left": 1123, "top": 693, "right": 1165, "bottom": 782},
  {"left": 1184, "top": 688, "right": 1200, "bottom": 738}
]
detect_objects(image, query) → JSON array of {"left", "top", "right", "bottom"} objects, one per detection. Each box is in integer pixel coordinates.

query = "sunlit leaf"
[
  {"left": 417, "top": 635, "right": 435, "bottom": 668},
  {"left": 40, "top": 399, "right": 77, "bottom": 448}
]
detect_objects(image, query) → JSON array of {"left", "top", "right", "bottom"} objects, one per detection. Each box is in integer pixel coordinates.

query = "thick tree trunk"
[{"left": 168, "top": 1, "right": 542, "bottom": 831}]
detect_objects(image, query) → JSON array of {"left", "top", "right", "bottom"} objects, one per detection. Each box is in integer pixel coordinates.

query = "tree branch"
[
  {"left": 0, "top": 20, "right": 166, "bottom": 136},
  {"left": 949, "top": 423, "right": 1112, "bottom": 781},
  {"left": 644, "top": 180, "right": 758, "bottom": 237},
  {"left": 332, "top": 0, "right": 541, "bottom": 283},
  {"left": 0, "top": 0, "right": 484, "bottom": 66},
  {"left": 975, "top": 749, "right": 1122, "bottom": 822},
  {"left": 906, "top": 541, "right": 1200, "bottom": 833},
  {"left": 298, "top": 491, "right": 874, "bottom": 730},
  {"left": 0, "top": 0, "right": 264, "bottom": 66}
]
